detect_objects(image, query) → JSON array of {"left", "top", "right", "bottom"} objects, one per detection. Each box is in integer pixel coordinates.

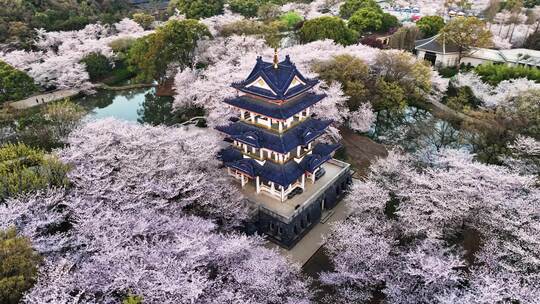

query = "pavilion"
[{"left": 217, "top": 51, "right": 352, "bottom": 248}]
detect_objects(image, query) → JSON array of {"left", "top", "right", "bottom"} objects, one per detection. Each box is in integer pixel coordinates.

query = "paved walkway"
[
  {"left": 266, "top": 195, "right": 353, "bottom": 266},
  {"left": 8, "top": 89, "right": 80, "bottom": 110}
]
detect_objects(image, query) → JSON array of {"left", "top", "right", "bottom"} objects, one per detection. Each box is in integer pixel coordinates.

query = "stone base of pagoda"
[{"left": 240, "top": 159, "right": 352, "bottom": 249}]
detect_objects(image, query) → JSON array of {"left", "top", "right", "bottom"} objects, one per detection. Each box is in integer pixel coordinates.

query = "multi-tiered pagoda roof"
[
  {"left": 216, "top": 118, "right": 332, "bottom": 153},
  {"left": 219, "top": 143, "right": 340, "bottom": 187},
  {"left": 231, "top": 55, "right": 319, "bottom": 101},
  {"left": 217, "top": 52, "right": 340, "bottom": 202}
]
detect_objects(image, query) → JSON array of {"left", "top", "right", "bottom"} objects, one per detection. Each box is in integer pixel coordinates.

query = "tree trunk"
[
  {"left": 504, "top": 23, "right": 512, "bottom": 39},
  {"left": 509, "top": 23, "right": 516, "bottom": 43}
]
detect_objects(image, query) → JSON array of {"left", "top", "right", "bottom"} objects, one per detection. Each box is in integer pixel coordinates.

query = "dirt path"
[
  {"left": 8, "top": 89, "right": 80, "bottom": 110},
  {"left": 340, "top": 127, "right": 388, "bottom": 177}
]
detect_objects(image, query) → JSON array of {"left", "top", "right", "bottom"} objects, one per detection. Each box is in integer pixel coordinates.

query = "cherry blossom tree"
[
  {"left": 200, "top": 10, "right": 246, "bottom": 36},
  {"left": 502, "top": 135, "right": 540, "bottom": 175},
  {"left": 0, "top": 19, "right": 152, "bottom": 90},
  {"left": 0, "top": 119, "right": 312, "bottom": 303},
  {"left": 280, "top": 0, "right": 342, "bottom": 19},
  {"left": 322, "top": 148, "right": 540, "bottom": 303},
  {"left": 59, "top": 118, "right": 248, "bottom": 226},
  {"left": 452, "top": 72, "right": 540, "bottom": 108},
  {"left": 348, "top": 102, "right": 376, "bottom": 133},
  {"left": 174, "top": 37, "right": 401, "bottom": 131}
]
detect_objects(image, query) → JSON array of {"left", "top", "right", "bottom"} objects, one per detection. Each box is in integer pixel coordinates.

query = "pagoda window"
[
  {"left": 285, "top": 117, "right": 294, "bottom": 128},
  {"left": 256, "top": 116, "right": 271, "bottom": 128}
]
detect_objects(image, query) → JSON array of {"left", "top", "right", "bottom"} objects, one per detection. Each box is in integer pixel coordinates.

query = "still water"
[{"left": 76, "top": 88, "right": 203, "bottom": 125}]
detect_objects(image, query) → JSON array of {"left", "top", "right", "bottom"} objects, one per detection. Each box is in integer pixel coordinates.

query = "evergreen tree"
[
  {"left": 170, "top": 0, "right": 225, "bottom": 19},
  {"left": 128, "top": 19, "right": 211, "bottom": 83},
  {"left": 0, "top": 60, "right": 37, "bottom": 103},
  {"left": 0, "top": 227, "right": 42, "bottom": 304},
  {"left": 299, "top": 16, "right": 357, "bottom": 45},
  {"left": 416, "top": 16, "right": 445, "bottom": 37}
]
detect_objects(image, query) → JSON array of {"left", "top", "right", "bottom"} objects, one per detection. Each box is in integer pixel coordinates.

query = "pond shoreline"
[{"left": 96, "top": 82, "right": 157, "bottom": 91}]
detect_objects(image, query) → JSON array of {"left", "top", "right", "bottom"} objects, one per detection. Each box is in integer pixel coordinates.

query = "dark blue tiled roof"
[
  {"left": 232, "top": 55, "right": 319, "bottom": 100},
  {"left": 223, "top": 93, "right": 325, "bottom": 120},
  {"left": 216, "top": 118, "right": 332, "bottom": 154},
  {"left": 218, "top": 143, "right": 339, "bottom": 187},
  {"left": 299, "top": 143, "right": 340, "bottom": 173}
]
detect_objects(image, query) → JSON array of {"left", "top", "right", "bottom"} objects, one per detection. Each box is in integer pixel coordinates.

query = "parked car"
[
  {"left": 287, "top": 187, "right": 304, "bottom": 200},
  {"left": 315, "top": 167, "right": 326, "bottom": 181}
]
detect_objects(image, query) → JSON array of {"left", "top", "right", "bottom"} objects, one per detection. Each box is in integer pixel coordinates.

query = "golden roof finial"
[{"left": 273, "top": 48, "right": 278, "bottom": 69}]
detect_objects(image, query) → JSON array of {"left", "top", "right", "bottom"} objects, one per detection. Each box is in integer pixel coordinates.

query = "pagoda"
[{"left": 217, "top": 51, "right": 351, "bottom": 248}]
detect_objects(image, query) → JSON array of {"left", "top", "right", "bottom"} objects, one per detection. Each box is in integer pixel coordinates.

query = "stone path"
[{"left": 8, "top": 89, "right": 80, "bottom": 110}]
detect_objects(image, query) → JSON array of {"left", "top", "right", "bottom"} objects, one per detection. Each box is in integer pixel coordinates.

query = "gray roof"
[{"left": 414, "top": 35, "right": 460, "bottom": 54}]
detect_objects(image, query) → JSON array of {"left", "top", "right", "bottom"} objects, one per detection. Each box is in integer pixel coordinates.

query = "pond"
[{"left": 75, "top": 88, "right": 204, "bottom": 126}]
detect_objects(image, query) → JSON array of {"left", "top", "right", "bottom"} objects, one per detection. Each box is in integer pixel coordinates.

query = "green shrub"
[
  {"left": 132, "top": 12, "right": 155, "bottom": 30},
  {"left": 299, "top": 16, "right": 357, "bottom": 45},
  {"left": 0, "top": 227, "right": 42, "bottom": 304},
  {"left": 443, "top": 85, "right": 480, "bottom": 111},
  {"left": 11, "top": 99, "right": 86, "bottom": 151},
  {"left": 0, "top": 60, "right": 37, "bottom": 103},
  {"left": 280, "top": 11, "right": 303, "bottom": 29},
  {"left": 0, "top": 143, "right": 70, "bottom": 201},
  {"left": 229, "top": 0, "right": 264, "bottom": 17},
  {"left": 103, "top": 62, "right": 136, "bottom": 86},
  {"left": 123, "top": 294, "right": 143, "bottom": 304},
  {"left": 80, "top": 52, "right": 112, "bottom": 82},
  {"left": 438, "top": 67, "right": 459, "bottom": 78},
  {"left": 474, "top": 62, "right": 540, "bottom": 85}
]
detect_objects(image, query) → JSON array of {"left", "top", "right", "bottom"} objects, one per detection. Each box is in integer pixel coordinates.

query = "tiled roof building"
[{"left": 217, "top": 51, "right": 352, "bottom": 248}]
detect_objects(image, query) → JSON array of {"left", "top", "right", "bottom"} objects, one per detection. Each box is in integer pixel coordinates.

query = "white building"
[{"left": 414, "top": 35, "right": 540, "bottom": 68}]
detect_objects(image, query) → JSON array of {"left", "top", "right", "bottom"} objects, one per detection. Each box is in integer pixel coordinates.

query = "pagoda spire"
[{"left": 273, "top": 48, "right": 278, "bottom": 69}]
